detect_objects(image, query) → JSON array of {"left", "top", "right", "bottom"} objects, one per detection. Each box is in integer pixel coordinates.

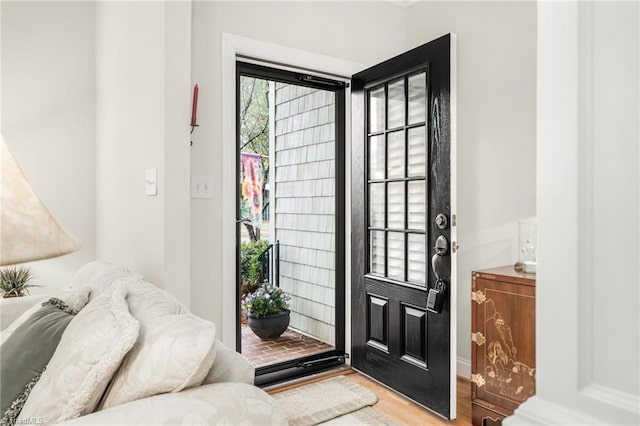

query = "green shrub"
[{"left": 240, "top": 239, "right": 270, "bottom": 294}]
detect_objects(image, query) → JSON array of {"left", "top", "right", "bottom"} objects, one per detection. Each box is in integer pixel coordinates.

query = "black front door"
[{"left": 351, "top": 34, "right": 456, "bottom": 419}]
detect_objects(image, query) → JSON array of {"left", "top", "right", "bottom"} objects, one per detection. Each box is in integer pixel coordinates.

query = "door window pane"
[
  {"left": 408, "top": 127, "right": 426, "bottom": 177},
  {"left": 369, "top": 87, "right": 385, "bottom": 133},
  {"left": 387, "top": 232, "right": 405, "bottom": 281},
  {"left": 408, "top": 72, "right": 426, "bottom": 125},
  {"left": 387, "top": 78, "right": 405, "bottom": 129},
  {"left": 369, "top": 183, "right": 385, "bottom": 228},
  {"left": 408, "top": 234, "right": 426, "bottom": 284},
  {"left": 370, "top": 231, "right": 385, "bottom": 276},
  {"left": 365, "top": 72, "right": 429, "bottom": 287},
  {"left": 387, "top": 182, "right": 405, "bottom": 230},
  {"left": 408, "top": 181, "right": 426, "bottom": 231},
  {"left": 368, "top": 135, "right": 385, "bottom": 180},
  {"left": 387, "top": 131, "right": 405, "bottom": 179}
]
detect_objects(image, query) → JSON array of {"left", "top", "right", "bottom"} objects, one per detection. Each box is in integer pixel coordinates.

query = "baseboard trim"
[
  {"left": 581, "top": 384, "right": 640, "bottom": 416},
  {"left": 457, "top": 357, "right": 471, "bottom": 379},
  {"left": 504, "top": 396, "right": 602, "bottom": 425}
]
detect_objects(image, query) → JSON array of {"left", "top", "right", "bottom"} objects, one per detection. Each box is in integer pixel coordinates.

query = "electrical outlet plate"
[{"left": 191, "top": 175, "right": 213, "bottom": 199}]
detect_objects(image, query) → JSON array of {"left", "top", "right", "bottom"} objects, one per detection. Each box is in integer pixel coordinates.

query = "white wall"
[
  {"left": 191, "top": 1, "right": 406, "bottom": 331},
  {"left": 95, "top": 1, "right": 191, "bottom": 304},
  {"left": 2, "top": 1, "right": 538, "bottom": 379},
  {"left": 507, "top": 2, "right": 639, "bottom": 424},
  {"left": 405, "top": 1, "right": 537, "bottom": 375},
  {"left": 2, "top": 1, "right": 191, "bottom": 302},
  {"left": 1, "top": 1, "right": 96, "bottom": 290},
  {"left": 193, "top": 2, "right": 537, "bottom": 370}
]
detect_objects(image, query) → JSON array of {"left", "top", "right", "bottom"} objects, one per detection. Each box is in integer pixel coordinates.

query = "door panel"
[
  {"left": 367, "top": 294, "right": 389, "bottom": 349},
  {"left": 402, "top": 304, "right": 427, "bottom": 365},
  {"left": 351, "top": 34, "right": 456, "bottom": 418}
]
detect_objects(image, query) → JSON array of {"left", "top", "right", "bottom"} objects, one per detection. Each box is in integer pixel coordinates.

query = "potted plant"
[
  {"left": 242, "top": 283, "right": 290, "bottom": 339},
  {"left": 0, "top": 266, "right": 38, "bottom": 298}
]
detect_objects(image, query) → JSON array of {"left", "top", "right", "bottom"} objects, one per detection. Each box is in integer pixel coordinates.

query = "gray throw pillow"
[{"left": 0, "top": 298, "right": 78, "bottom": 424}]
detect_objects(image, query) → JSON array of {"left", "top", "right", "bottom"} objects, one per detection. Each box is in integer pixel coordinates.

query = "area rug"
[{"left": 272, "top": 375, "right": 400, "bottom": 425}]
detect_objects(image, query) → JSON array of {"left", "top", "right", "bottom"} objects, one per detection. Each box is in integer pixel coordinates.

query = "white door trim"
[
  {"left": 449, "top": 32, "right": 458, "bottom": 419},
  {"left": 506, "top": 2, "right": 640, "bottom": 424},
  {"left": 220, "top": 32, "right": 363, "bottom": 349}
]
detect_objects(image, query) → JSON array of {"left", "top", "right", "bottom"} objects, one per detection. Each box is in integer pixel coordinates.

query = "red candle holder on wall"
[{"left": 190, "top": 84, "right": 199, "bottom": 145}]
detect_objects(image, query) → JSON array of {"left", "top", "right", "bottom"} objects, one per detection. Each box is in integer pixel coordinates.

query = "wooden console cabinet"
[{"left": 471, "top": 266, "right": 536, "bottom": 426}]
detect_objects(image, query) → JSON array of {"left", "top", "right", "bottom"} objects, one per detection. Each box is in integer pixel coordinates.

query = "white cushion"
[
  {"left": 53, "top": 383, "right": 288, "bottom": 426},
  {"left": 204, "top": 341, "right": 255, "bottom": 385},
  {"left": 116, "top": 274, "right": 189, "bottom": 320},
  {"left": 99, "top": 314, "right": 216, "bottom": 409},
  {"left": 98, "top": 274, "right": 215, "bottom": 409},
  {"left": 17, "top": 282, "right": 139, "bottom": 425}
]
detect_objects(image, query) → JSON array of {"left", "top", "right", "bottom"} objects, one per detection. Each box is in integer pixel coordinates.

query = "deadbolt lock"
[{"left": 435, "top": 213, "right": 448, "bottom": 230}]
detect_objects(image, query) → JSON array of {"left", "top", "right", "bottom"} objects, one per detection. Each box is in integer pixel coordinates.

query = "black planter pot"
[{"left": 247, "top": 310, "right": 290, "bottom": 339}]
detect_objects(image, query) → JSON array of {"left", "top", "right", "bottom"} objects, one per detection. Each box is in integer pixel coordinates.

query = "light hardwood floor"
[{"left": 268, "top": 368, "right": 472, "bottom": 425}]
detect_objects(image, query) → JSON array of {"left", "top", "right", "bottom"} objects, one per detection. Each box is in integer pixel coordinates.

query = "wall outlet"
[{"left": 191, "top": 175, "right": 213, "bottom": 199}]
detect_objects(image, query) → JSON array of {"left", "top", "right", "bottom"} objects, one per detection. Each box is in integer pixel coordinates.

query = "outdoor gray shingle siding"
[{"left": 275, "top": 83, "right": 336, "bottom": 344}]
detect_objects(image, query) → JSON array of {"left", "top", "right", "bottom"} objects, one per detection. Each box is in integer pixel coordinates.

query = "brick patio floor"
[{"left": 241, "top": 326, "right": 334, "bottom": 368}]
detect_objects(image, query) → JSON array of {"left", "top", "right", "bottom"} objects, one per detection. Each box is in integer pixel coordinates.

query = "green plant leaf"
[{"left": 0, "top": 266, "right": 38, "bottom": 297}]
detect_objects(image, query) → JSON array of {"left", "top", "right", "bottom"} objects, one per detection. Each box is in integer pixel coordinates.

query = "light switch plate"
[
  {"left": 191, "top": 175, "right": 213, "bottom": 199},
  {"left": 145, "top": 168, "right": 157, "bottom": 196}
]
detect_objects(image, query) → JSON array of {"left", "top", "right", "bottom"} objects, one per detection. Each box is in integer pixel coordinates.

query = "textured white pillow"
[
  {"left": 98, "top": 275, "right": 216, "bottom": 410},
  {"left": 69, "top": 261, "right": 131, "bottom": 302},
  {"left": 99, "top": 314, "right": 216, "bottom": 409},
  {"left": 0, "top": 287, "right": 90, "bottom": 346},
  {"left": 17, "top": 282, "right": 139, "bottom": 425}
]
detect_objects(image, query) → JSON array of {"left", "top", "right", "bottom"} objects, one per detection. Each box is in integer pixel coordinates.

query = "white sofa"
[{"left": 0, "top": 261, "right": 288, "bottom": 425}]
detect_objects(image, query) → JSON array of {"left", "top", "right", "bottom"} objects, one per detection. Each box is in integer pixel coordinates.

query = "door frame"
[
  {"left": 222, "top": 36, "right": 456, "bottom": 403},
  {"left": 449, "top": 34, "right": 458, "bottom": 416},
  {"left": 236, "top": 61, "right": 348, "bottom": 384},
  {"left": 220, "top": 33, "right": 363, "bottom": 350}
]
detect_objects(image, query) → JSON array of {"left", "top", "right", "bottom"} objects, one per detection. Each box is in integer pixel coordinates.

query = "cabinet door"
[
  {"left": 471, "top": 274, "right": 536, "bottom": 411},
  {"left": 472, "top": 403, "right": 505, "bottom": 426}
]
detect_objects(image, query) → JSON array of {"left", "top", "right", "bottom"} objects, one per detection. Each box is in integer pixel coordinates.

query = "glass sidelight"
[{"left": 366, "top": 71, "right": 428, "bottom": 286}]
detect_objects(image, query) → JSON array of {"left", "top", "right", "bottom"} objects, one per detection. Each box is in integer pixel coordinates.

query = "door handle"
[
  {"left": 431, "top": 235, "right": 448, "bottom": 282},
  {"left": 428, "top": 236, "right": 449, "bottom": 314},
  {"left": 434, "top": 235, "right": 448, "bottom": 256},
  {"left": 431, "top": 235, "right": 448, "bottom": 279},
  {"left": 431, "top": 255, "right": 441, "bottom": 282}
]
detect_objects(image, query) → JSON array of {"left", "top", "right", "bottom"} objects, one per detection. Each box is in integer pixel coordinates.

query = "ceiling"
[{"left": 384, "top": 0, "right": 420, "bottom": 8}]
